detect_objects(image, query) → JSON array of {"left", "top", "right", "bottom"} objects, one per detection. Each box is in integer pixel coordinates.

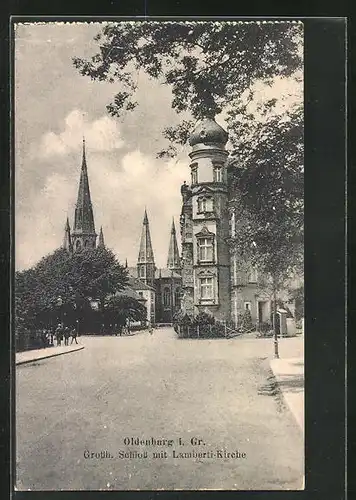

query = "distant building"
[
  {"left": 63, "top": 128, "right": 300, "bottom": 329},
  {"left": 127, "top": 211, "right": 182, "bottom": 324}
]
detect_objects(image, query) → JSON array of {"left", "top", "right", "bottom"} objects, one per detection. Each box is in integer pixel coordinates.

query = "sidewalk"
[
  {"left": 16, "top": 343, "right": 84, "bottom": 365},
  {"left": 270, "top": 356, "right": 304, "bottom": 435}
]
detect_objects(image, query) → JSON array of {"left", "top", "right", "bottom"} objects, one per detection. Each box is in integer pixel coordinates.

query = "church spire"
[
  {"left": 138, "top": 209, "right": 155, "bottom": 264},
  {"left": 98, "top": 226, "right": 105, "bottom": 248},
  {"left": 167, "top": 217, "right": 181, "bottom": 273},
  {"left": 137, "top": 209, "right": 156, "bottom": 286},
  {"left": 63, "top": 217, "right": 72, "bottom": 252},
  {"left": 72, "top": 138, "right": 97, "bottom": 251}
]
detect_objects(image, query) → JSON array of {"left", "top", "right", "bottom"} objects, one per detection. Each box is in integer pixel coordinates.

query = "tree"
[
  {"left": 74, "top": 22, "right": 304, "bottom": 355},
  {"left": 104, "top": 295, "right": 147, "bottom": 331},
  {"left": 15, "top": 247, "right": 129, "bottom": 334},
  {"left": 73, "top": 21, "right": 302, "bottom": 149}
]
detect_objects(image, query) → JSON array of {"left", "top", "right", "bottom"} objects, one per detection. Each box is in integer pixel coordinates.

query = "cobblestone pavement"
[{"left": 16, "top": 328, "right": 303, "bottom": 491}]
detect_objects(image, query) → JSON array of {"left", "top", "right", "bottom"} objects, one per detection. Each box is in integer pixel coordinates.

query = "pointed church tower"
[
  {"left": 63, "top": 217, "right": 72, "bottom": 252},
  {"left": 71, "top": 138, "right": 97, "bottom": 252},
  {"left": 137, "top": 209, "right": 156, "bottom": 286},
  {"left": 98, "top": 226, "right": 105, "bottom": 248},
  {"left": 167, "top": 217, "right": 181, "bottom": 274}
]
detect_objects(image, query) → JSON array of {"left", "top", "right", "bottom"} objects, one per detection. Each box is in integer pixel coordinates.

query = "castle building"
[
  {"left": 63, "top": 127, "right": 297, "bottom": 329},
  {"left": 180, "top": 118, "right": 274, "bottom": 327}
]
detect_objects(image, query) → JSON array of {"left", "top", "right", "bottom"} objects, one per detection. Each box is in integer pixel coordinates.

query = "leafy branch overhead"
[
  {"left": 73, "top": 21, "right": 303, "bottom": 148},
  {"left": 73, "top": 21, "right": 304, "bottom": 282}
]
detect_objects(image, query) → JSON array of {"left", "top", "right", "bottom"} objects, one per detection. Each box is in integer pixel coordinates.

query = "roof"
[
  {"left": 127, "top": 275, "right": 155, "bottom": 292},
  {"left": 189, "top": 118, "right": 228, "bottom": 147},
  {"left": 155, "top": 268, "right": 182, "bottom": 279},
  {"left": 115, "top": 286, "right": 146, "bottom": 301},
  {"left": 128, "top": 266, "right": 181, "bottom": 281}
]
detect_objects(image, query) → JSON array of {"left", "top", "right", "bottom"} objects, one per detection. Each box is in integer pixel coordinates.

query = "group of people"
[{"left": 41, "top": 323, "right": 78, "bottom": 347}]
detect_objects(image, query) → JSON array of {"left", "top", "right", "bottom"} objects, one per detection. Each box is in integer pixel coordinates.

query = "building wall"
[
  {"left": 137, "top": 288, "right": 155, "bottom": 324},
  {"left": 155, "top": 277, "right": 182, "bottom": 323}
]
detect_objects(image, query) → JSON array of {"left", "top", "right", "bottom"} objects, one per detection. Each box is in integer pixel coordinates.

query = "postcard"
[{"left": 14, "top": 19, "right": 305, "bottom": 491}]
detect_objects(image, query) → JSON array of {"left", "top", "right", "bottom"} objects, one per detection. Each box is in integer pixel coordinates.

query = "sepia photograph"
[{"left": 14, "top": 20, "right": 304, "bottom": 491}]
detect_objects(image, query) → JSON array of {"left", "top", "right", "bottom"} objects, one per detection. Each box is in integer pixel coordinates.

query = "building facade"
[
  {"left": 180, "top": 118, "right": 278, "bottom": 327},
  {"left": 63, "top": 128, "right": 298, "bottom": 329}
]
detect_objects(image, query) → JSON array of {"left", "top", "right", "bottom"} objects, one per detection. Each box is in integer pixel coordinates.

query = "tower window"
[
  {"left": 197, "top": 196, "right": 213, "bottom": 213},
  {"left": 248, "top": 266, "right": 258, "bottom": 283},
  {"left": 191, "top": 164, "right": 198, "bottom": 185},
  {"left": 198, "top": 237, "right": 214, "bottom": 262},
  {"left": 214, "top": 166, "right": 223, "bottom": 182},
  {"left": 244, "top": 301, "right": 252, "bottom": 311},
  {"left": 200, "top": 277, "right": 213, "bottom": 299},
  {"left": 76, "top": 240, "right": 81, "bottom": 250},
  {"left": 139, "top": 267, "right": 145, "bottom": 278},
  {"left": 163, "top": 287, "right": 171, "bottom": 307},
  {"left": 174, "top": 288, "right": 181, "bottom": 308}
]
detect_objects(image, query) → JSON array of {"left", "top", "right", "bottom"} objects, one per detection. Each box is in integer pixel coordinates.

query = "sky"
[{"left": 15, "top": 22, "right": 303, "bottom": 271}]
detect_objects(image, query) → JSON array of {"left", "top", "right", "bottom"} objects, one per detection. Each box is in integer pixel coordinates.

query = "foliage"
[
  {"left": 192, "top": 311, "right": 215, "bottom": 327},
  {"left": 104, "top": 294, "right": 147, "bottom": 327},
  {"left": 237, "top": 309, "right": 253, "bottom": 330},
  {"left": 73, "top": 21, "right": 302, "bottom": 150},
  {"left": 15, "top": 247, "right": 129, "bottom": 333}
]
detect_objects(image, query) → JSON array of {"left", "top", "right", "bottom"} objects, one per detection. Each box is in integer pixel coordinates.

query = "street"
[{"left": 16, "top": 327, "right": 303, "bottom": 490}]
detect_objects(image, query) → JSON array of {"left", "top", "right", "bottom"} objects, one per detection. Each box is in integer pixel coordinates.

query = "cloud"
[
  {"left": 37, "top": 110, "right": 124, "bottom": 158},
  {"left": 15, "top": 172, "right": 78, "bottom": 270},
  {"left": 87, "top": 149, "right": 190, "bottom": 267},
  {"left": 15, "top": 145, "right": 190, "bottom": 271}
]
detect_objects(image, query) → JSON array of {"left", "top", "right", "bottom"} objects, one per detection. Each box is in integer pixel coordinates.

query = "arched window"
[
  {"left": 84, "top": 240, "right": 88, "bottom": 247},
  {"left": 214, "top": 166, "right": 223, "bottom": 182},
  {"left": 174, "top": 288, "right": 181, "bottom": 308},
  {"left": 191, "top": 163, "right": 198, "bottom": 184},
  {"left": 76, "top": 240, "right": 81, "bottom": 250},
  {"left": 197, "top": 196, "right": 213, "bottom": 213},
  {"left": 163, "top": 287, "right": 171, "bottom": 307},
  {"left": 248, "top": 266, "right": 258, "bottom": 283}
]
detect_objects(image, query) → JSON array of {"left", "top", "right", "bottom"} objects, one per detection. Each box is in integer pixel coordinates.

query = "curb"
[{"left": 16, "top": 346, "right": 84, "bottom": 366}]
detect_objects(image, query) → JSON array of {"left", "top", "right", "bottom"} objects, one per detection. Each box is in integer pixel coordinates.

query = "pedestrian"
[
  {"left": 148, "top": 322, "right": 153, "bottom": 335},
  {"left": 55, "top": 323, "right": 63, "bottom": 346},
  {"left": 63, "top": 326, "right": 70, "bottom": 346},
  {"left": 70, "top": 327, "right": 78, "bottom": 344},
  {"left": 49, "top": 328, "right": 54, "bottom": 346}
]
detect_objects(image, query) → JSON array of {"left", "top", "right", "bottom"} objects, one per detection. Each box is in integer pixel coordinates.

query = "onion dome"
[{"left": 189, "top": 118, "right": 228, "bottom": 147}]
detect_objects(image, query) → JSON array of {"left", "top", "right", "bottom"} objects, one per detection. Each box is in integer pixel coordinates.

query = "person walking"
[
  {"left": 70, "top": 327, "right": 78, "bottom": 344},
  {"left": 148, "top": 322, "right": 153, "bottom": 335},
  {"left": 55, "top": 323, "right": 63, "bottom": 346},
  {"left": 63, "top": 326, "right": 70, "bottom": 346}
]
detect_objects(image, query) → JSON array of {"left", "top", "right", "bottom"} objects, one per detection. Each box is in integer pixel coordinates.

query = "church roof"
[
  {"left": 73, "top": 138, "right": 96, "bottom": 235},
  {"left": 137, "top": 209, "right": 155, "bottom": 264},
  {"left": 167, "top": 218, "right": 181, "bottom": 270},
  {"left": 128, "top": 267, "right": 181, "bottom": 281},
  {"left": 116, "top": 286, "right": 146, "bottom": 301},
  {"left": 156, "top": 268, "right": 182, "bottom": 279},
  {"left": 127, "top": 275, "right": 155, "bottom": 292}
]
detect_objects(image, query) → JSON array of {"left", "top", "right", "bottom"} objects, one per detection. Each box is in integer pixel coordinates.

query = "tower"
[
  {"left": 181, "top": 117, "right": 231, "bottom": 321},
  {"left": 167, "top": 218, "right": 181, "bottom": 274},
  {"left": 63, "top": 217, "right": 72, "bottom": 252},
  {"left": 71, "top": 138, "right": 97, "bottom": 252},
  {"left": 98, "top": 226, "right": 105, "bottom": 248},
  {"left": 137, "top": 209, "right": 156, "bottom": 287}
]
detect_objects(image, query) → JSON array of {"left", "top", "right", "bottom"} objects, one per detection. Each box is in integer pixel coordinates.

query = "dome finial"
[{"left": 189, "top": 117, "right": 228, "bottom": 147}]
